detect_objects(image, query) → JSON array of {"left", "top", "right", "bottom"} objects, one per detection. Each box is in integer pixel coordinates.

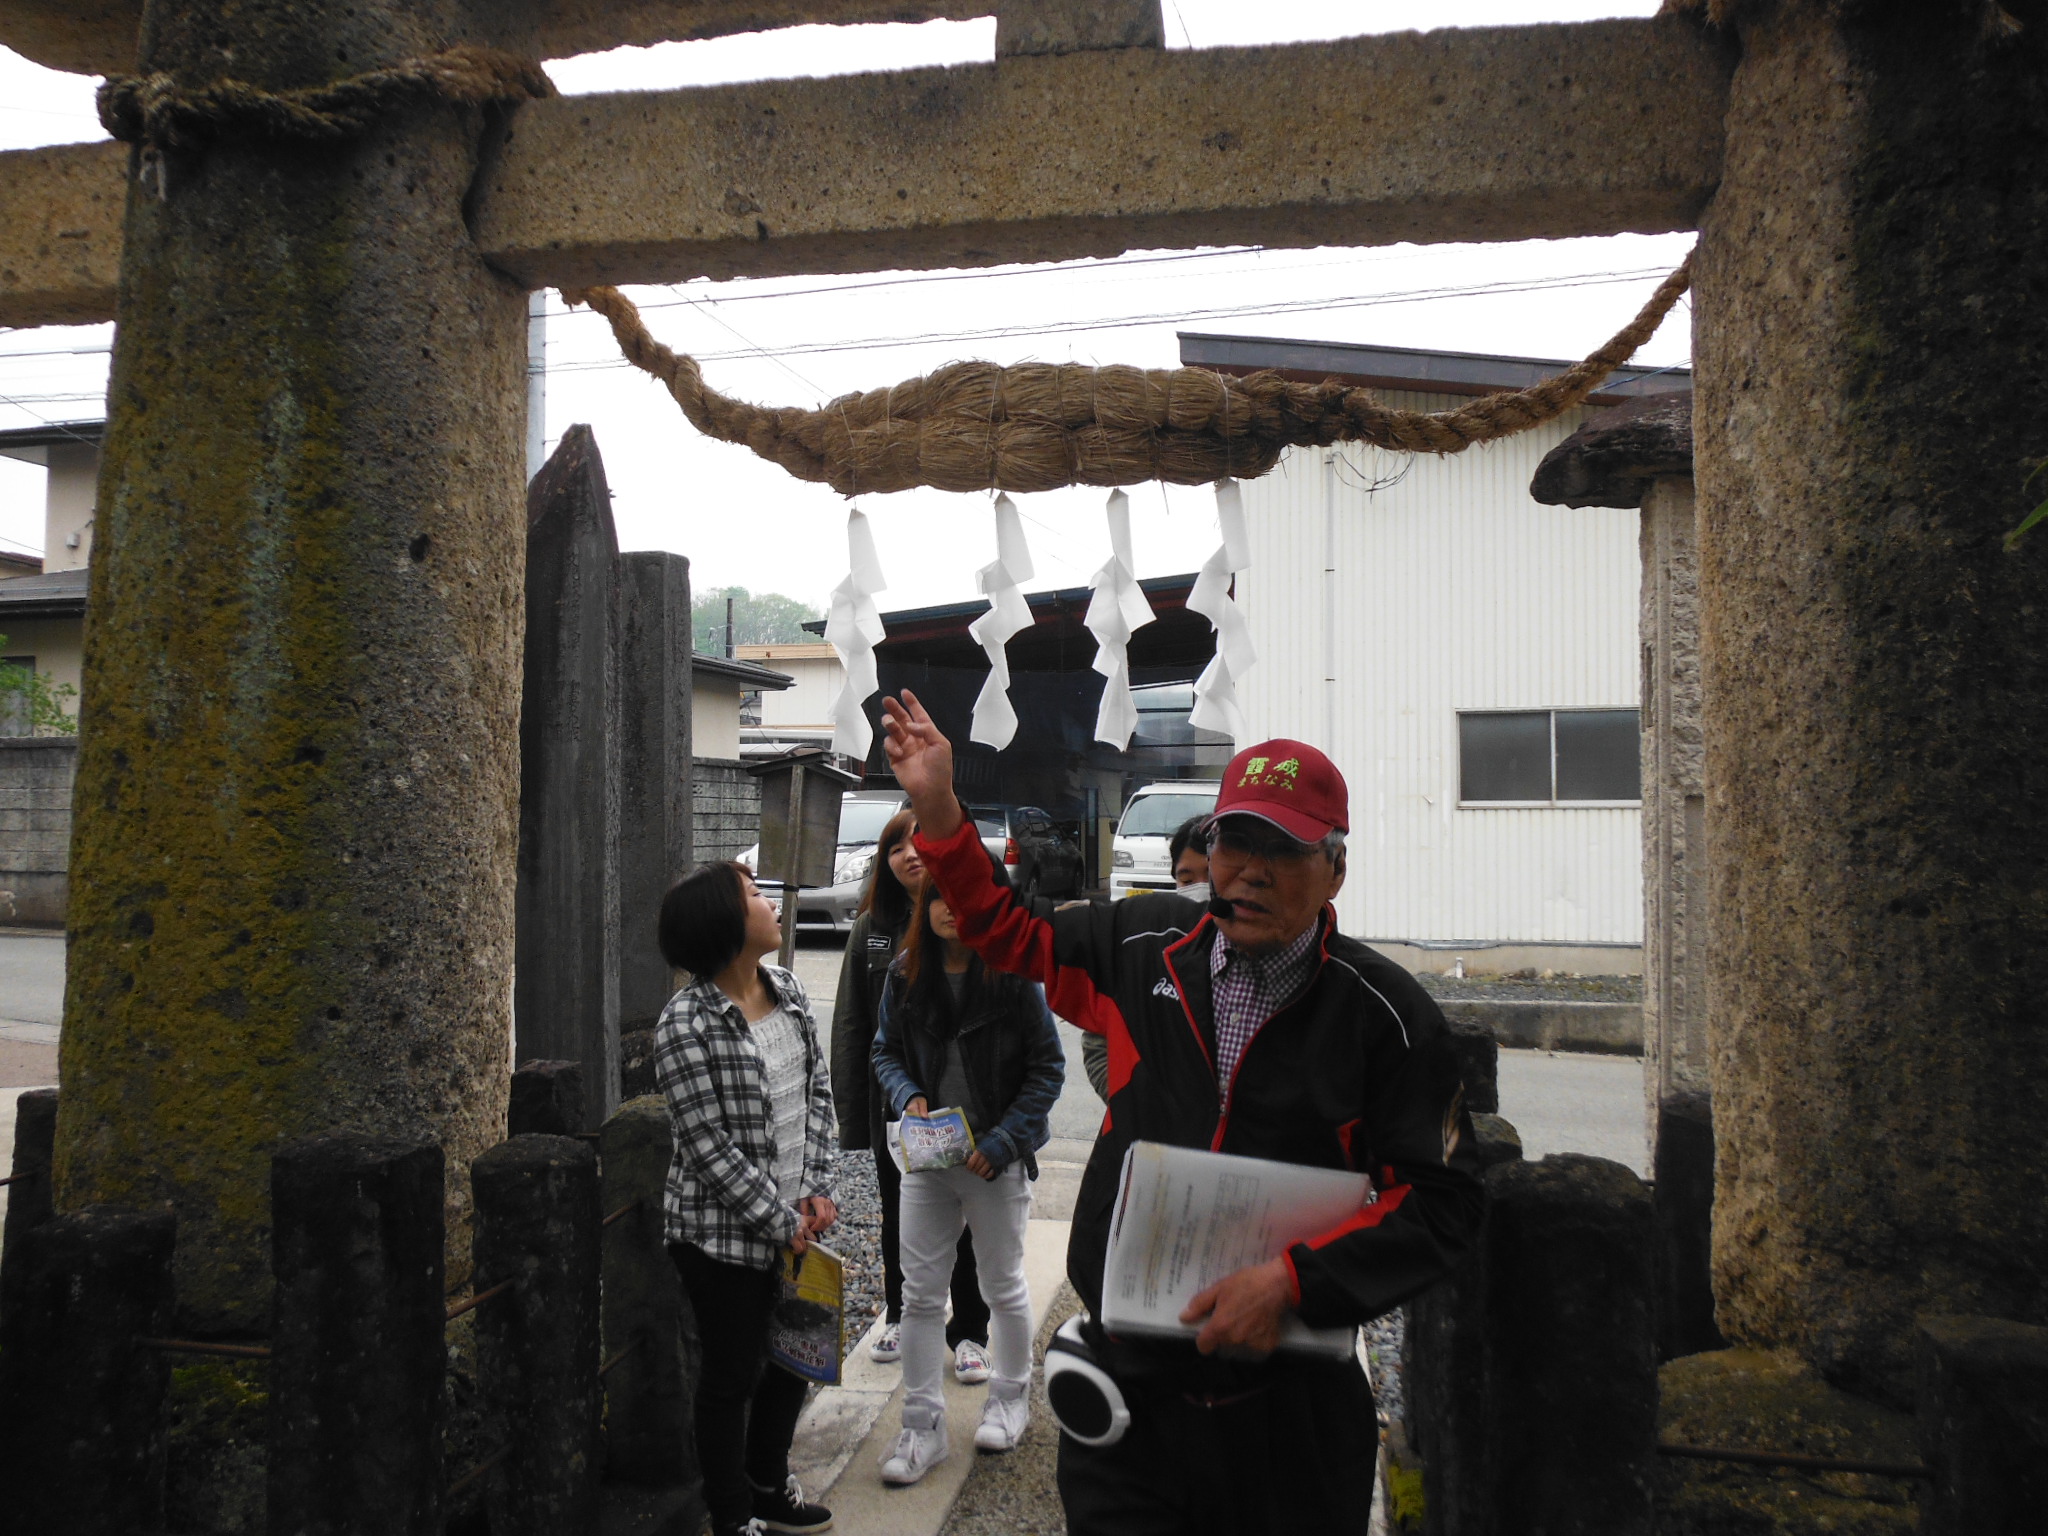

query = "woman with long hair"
[
  {"left": 655, "top": 861, "right": 838, "bottom": 1536},
  {"left": 870, "top": 874, "right": 1065, "bottom": 1483},
  {"left": 830, "top": 810, "right": 993, "bottom": 1378}
]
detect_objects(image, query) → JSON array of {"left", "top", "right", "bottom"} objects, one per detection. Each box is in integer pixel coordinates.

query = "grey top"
[{"left": 937, "top": 970, "right": 982, "bottom": 1133}]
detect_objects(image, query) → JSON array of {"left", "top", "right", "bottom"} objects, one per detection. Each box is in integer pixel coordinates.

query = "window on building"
[{"left": 1459, "top": 709, "right": 1641, "bottom": 805}]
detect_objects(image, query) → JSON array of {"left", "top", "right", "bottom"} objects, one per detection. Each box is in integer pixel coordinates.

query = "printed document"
[{"left": 1101, "top": 1140, "right": 1372, "bottom": 1360}]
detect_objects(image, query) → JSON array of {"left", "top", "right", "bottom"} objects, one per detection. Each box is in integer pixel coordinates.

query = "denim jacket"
[{"left": 871, "top": 957, "right": 1065, "bottom": 1177}]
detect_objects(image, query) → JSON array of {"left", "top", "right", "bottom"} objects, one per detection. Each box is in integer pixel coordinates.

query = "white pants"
[{"left": 897, "top": 1161, "right": 1034, "bottom": 1426}]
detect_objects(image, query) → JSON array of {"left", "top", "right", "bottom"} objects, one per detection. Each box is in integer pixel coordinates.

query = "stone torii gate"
[{"left": 0, "top": 0, "right": 2042, "bottom": 1420}]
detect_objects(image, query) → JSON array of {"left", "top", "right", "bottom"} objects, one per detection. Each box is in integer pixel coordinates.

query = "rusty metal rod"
[
  {"left": 447, "top": 1443, "right": 511, "bottom": 1498},
  {"left": 445, "top": 1278, "right": 515, "bottom": 1322},
  {"left": 598, "top": 1342, "right": 636, "bottom": 1378},
  {"left": 1656, "top": 1442, "right": 1930, "bottom": 1479},
  {"left": 602, "top": 1199, "right": 640, "bottom": 1229},
  {"left": 0, "top": 1172, "right": 32, "bottom": 1187},
  {"left": 137, "top": 1336, "right": 273, "bottom": 1359}
]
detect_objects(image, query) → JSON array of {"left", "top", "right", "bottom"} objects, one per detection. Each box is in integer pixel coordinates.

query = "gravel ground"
[
  {"left": 832, "top": 1148, "right": 887, "bottom": 1357},
  {"left": 1415, "top": 971, "right": 1640, "bottom": 1003},
  {"left": 1365, "top": 1309, "right": 1406, "bottom": 1427}
]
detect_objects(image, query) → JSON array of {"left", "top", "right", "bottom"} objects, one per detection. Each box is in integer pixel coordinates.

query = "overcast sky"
[{"left": 0, "top": 0, "right": 1686, "bottom": 612}]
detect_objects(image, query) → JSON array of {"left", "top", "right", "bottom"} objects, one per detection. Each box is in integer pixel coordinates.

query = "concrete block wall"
[
  {"left": 691, "top": 758, "right": 759, "bottom": 868},
  {"left": 0, "top": 738, "right": 76, "bottom": 924}
]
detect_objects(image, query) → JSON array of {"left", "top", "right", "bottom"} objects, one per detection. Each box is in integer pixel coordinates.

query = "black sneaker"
[{"left": 751, "top": 1475, "right": 833, "bottom": 1534}]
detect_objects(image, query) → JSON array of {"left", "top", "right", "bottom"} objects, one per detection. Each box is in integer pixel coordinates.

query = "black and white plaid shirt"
[{"left": 652, "top": 965, "right": 837, "bottom": 1270}]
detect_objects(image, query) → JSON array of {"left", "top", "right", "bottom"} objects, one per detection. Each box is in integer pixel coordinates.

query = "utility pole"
[{"left": 725, "top": 595, "right": 735, "bottom": 659}]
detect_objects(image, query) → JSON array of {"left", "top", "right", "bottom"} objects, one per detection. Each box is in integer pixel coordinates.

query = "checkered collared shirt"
[
  {"left": 1209, "top": 915, "right": 1325, "bottom": 1100},
  {"left": 652, "top": 965, "right": 837, "bottom": 1270}
]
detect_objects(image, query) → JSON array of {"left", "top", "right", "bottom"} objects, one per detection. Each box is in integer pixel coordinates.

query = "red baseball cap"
[{"left": 1212, "top": 739, "right": 1349, "bottom": 844}]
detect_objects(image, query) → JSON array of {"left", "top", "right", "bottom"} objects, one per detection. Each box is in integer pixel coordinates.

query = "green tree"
[
  {"left": 692, "top": 586, "right": 825, "bottom": 654},
  {"left": 0, "top": 634, "right": 78, "bottom": 736}
]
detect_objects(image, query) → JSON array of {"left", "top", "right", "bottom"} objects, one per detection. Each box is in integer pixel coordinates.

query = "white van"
[{"left": 1110, "top": 781, "right": 1220, "bottom": 899}]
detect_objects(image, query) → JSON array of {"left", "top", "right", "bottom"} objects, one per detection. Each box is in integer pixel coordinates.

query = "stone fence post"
[
  {"left": 1482, "top": 1154, "right": 1657, "bottom": 1536},
  {"left": 600, "top": 1095, "right": 696, "bottom": 1487},
  {"left": 1917, "top": 1314, "right": 2048, "bottom": 1535},
  {"left": 510, "top": 1060, "right": 587, "bottom": 1139},
  {"left": 267, "top": 1134, "right": 446, "bottom": 1536},
  {"left": 0, "top": 1204, "right": 176, "bottom": 1534},
  {"left": 1, "top": 1085, "right": 58, "bottom": 1325},
  {"left": 471, "top": 1134, "right": 602, "bottom": 1536},
  {"left": 1404, "top": 1113, "right": 1521, "bottom": 1536}
]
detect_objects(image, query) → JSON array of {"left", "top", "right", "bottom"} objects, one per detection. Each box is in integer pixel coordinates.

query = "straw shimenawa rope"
[
  {"left": 96, "top": 44, "right": 555, "bottom": 153},
  {"left": 561, "top": 258, "right": 1692, "bottom": 496},
  {"left": 90, "top": 46, "right": 1694, "bottom": 499}
]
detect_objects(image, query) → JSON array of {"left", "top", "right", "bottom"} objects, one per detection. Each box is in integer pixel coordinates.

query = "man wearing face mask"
[{"left": 880, "top": 692, "right": 1482, "bottom": 1536}]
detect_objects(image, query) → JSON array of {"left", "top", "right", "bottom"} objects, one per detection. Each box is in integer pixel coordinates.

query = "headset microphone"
[{"left": 1207, "top": 894, "right": 1236, "bottom": 919}]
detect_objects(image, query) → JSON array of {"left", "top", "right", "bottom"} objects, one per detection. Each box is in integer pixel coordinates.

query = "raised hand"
[{"left": 880, "top": 691, "right": 963, "bottom": 839}]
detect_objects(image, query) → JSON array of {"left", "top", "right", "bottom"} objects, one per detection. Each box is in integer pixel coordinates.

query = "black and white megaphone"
[{"left": 1044, "top": 1316, "right": 1131, "bottom": 1448}]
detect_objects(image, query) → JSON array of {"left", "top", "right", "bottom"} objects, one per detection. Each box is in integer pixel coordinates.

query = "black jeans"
[
  {"left": 670, "top": 1242, "right": 813, "bottom": 1531},
  {"left": 1056, "top": 1353, "right": 1378, "bottom": 1536},
  {"left": 874, "top": 1137, "right": 989, "bottom": 1345}
]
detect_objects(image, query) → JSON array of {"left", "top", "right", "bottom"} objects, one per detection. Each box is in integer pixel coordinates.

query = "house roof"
[
  {"left": 802, "top": 572, "right": 1211, "bottom": 674},
  {"left": 736, "top": 642, "right": 838, "bottom": 663},
  {"left": 1177, "top": 333, "right": 1692, "bottom": 406},
  {"left": 692, "top": 651, "right": 793, "bottom": 690},
  {"left": 0, "top": 567, "right": 88, "bottom": 617},
  {"left": 0, "top": 420, "right": 106, "bottom": 466}
]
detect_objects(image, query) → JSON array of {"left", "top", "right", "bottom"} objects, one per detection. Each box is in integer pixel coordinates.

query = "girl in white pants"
[{"left": 870, "top": 876, "right": 1066, "bottom": 1484}]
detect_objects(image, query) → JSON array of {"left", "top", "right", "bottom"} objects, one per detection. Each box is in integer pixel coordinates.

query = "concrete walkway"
[{"left": 792, "top": 1216, "right": 1071, "bottom": 1534}]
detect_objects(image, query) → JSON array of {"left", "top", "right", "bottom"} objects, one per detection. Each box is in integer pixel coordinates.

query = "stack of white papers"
[{"left": 1101, "top": 1141, "right": 1373, "bottom": 1360}]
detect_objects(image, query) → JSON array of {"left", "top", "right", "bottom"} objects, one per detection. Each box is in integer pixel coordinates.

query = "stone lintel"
[
  {"left": 0, "top": 1, "right": 991, "bottom": 77},
  {"left": 0, "top": 18, "right": 1728, "bottom": 325},
  {"left": 0, "top": 141, "right": 127, "bottom": 328},
  {"left": 1531, "top": 389, "right": 1695, "bottom": 509},
  {"left": 478, "top": 17, "right": 1729, "bottom": 291}
]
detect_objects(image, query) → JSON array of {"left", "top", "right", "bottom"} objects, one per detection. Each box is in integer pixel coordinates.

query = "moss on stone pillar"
[
  {"left": 1695, "top": 0, "right": 2048, "bottom": 1402},
  {"left": 54, "top": 0, "right": 530, "bottom": 1330}
]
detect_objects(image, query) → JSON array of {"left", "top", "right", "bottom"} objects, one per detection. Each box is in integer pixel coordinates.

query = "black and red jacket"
[{"left": 914, "top": 818, "right": 1485, "bottom": 1338}]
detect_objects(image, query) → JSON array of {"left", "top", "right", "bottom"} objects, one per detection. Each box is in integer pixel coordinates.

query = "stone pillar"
[
  {"left": 268, "top": 1134, "right": 446, "bottom": 1535},
  {"left": 56, "top": 0, "right": 531, "bottom": 1331},
  {"left": 471, "top": 1134, "right": 602, "bottom": 1536},
  {"left": 600, "top": 1096, "right": 697, "bottom": 1488},
  {"left": 517, "top": 425, "right": 621, "bottom": 1128},
  {"left": 1639, "top": 474, "right": 1708, "bottom": 1132},
  {"left": 0, "top": 1205, "right": 176, "bottom": 1533},
  {"left": 1695, "top": 2, "right": 2048, "bottom": 1401},
  {"left": 1917, "top": 1314, "right": 2048, "bottom": 1535},
  {"left": 616, "top": 551, "right": 693, "bottom": 1053}
]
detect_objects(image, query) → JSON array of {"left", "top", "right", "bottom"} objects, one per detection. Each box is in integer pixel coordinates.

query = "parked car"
[
  {"left": 742, "top": 788, "right": 908, "bottom": 932},
  {"left": 1110, "top": 780, "right": 1220, "bottom": 898},
  {"left": 967, "top": 804, "right": 1087, "bottom": 902}
]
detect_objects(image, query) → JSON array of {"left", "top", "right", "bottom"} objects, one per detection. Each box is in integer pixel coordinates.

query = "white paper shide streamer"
[
  {"left": 1085, "top": 490, "right": 1157, "bottom": 748},
  {"left": 824, "top": 509, "right": 888, "bottom": 761},
  {"left": 1187, "top": 478, "right": 1257, "bottom": 743},
  {"left": 967, "top": 495, "right": 1035, "bottom": 748}
]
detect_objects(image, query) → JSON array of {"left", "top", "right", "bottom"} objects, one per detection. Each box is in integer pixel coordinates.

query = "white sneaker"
[
  {"left": 952, "top": 1339, "right": 991, "bottom": 1385},
  {"left": 879, "top": 1421, "right": 949, "bottom": 1486},
  {"left": 867, "top": 1322, "right": 902, "bottom": 1363},
  {"left": 973, "top": 1387, "right": 1030, "bottom": 1452}
]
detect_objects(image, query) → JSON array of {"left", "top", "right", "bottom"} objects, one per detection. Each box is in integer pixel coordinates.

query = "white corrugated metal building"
[{"left": 1182, "top": 334, "right": 1691, "bottom": 970}]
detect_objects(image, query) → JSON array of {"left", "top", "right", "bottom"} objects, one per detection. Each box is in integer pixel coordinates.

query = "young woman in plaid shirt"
[{"left": 654, "top": 862, "right": 839, "bottom": 1536}]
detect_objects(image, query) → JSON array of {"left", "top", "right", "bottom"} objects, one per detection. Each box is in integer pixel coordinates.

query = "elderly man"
[{"left": 880, "top": 692, "right": 1483, "bottom": 1536}]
